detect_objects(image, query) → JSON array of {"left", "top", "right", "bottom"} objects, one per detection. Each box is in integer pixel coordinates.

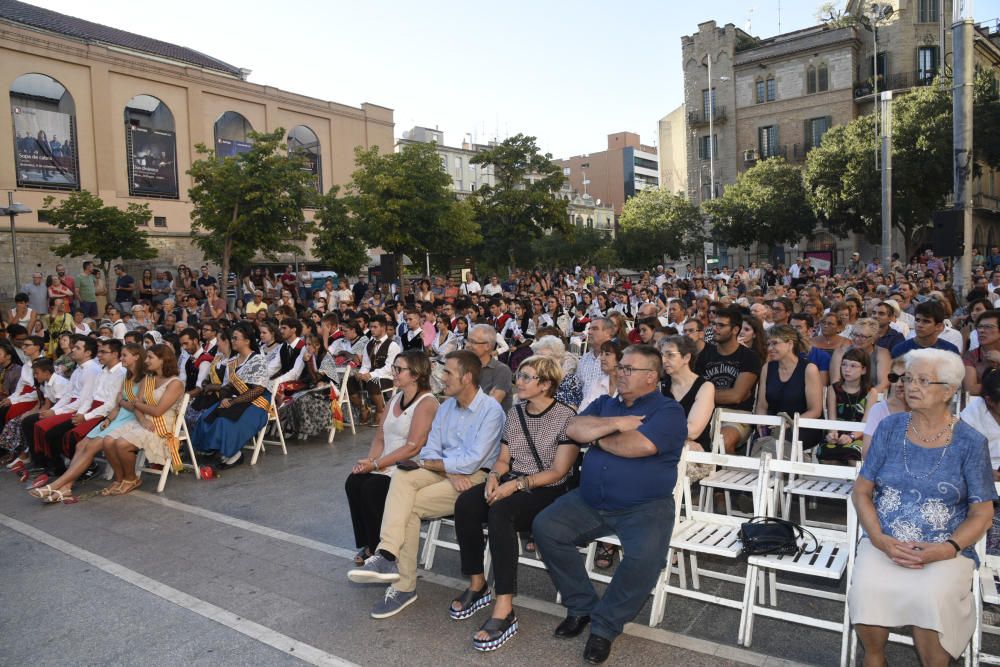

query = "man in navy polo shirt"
[
  {"left": 533, "top": 344, "right": 686, "bottom": 665},
  {"left": 890, "top": 300, "right": 960, "bottom": 359}
]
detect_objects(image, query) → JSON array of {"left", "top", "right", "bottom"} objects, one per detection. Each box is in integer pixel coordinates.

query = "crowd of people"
[{"left": 4, "top": 248, "right": 1000, "bottom": 664}]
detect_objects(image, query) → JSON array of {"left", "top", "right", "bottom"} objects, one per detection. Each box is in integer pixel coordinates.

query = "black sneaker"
[{"left": 80, "top": 462, "right": 102, "bottom": 481}]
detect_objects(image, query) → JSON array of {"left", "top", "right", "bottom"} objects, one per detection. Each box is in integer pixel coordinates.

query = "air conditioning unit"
[{"left": 743, "top": 149, "right": 757, "bottom": 162}]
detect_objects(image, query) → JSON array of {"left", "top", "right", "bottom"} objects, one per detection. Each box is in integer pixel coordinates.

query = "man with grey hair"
[
  {"left": 577, "top": 317, "right": 613, "bottom": 412},
  {"left": 22, "top": 272, "right": 48, "bottom": 315},
  {"left": 749, "top": 302, "right": 773, "bottom": 330},
  {"left": 466, "top": 323, "right": 513, "bottom": 412}
]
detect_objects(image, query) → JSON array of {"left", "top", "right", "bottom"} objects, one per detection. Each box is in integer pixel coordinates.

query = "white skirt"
[{"left": 848, "top": 539, "right": 975, "bottom": 658}]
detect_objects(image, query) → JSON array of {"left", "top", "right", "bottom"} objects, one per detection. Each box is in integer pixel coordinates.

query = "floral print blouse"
[{"left": 861, "top": 412, "right": 997, "bottom": 564}]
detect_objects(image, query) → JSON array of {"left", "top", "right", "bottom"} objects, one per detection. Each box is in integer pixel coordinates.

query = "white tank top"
[{"left": 377, "top": 391, "right": 437, "bottom": 476}]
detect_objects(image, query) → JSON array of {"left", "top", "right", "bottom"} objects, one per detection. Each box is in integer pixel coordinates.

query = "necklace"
[
  {"left": 902, "top": 414, "right": 954, "bottom": 480},
  {"left": 908, "top": 414, "right": 956, "bottom": 443}
]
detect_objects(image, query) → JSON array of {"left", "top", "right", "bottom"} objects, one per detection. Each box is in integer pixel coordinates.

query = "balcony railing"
[
  {"left": 688, "top": 106, "right": 727, "bottom": 126},
  {"left": 974, "top": 192, "right": 1000, "bottom": 212},
  {"left": 853, "top": 70, "right": 938, "bottom": 98}
]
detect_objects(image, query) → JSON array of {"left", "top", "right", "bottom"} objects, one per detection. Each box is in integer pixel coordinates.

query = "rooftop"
[{"left": 0, "top": 0, "right": 244, "bottom": 78}]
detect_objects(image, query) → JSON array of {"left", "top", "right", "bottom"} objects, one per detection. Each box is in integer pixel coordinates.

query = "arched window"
[
  {"left": 124, "top": 95, "right": 178, "bottom": 198},
  {"left": 214, "top": 111, "right": 254, "bottom": 158},
  {"left": 575, "top": 215, "right": 583, "bottom": 226},
  {"left": 587, "top": 217, "right": 594, "bottom": 229},
  {"left": 818, "top": 63, "right": 829, "bottom": 91},
  {"left": 287, "top": 124, "right": 322, "bottom": 193},
  {"left": 10, "top": 73, "right": 79, "bottom": 189},
  {"left": 806, "top": 65, "right": 817, "bottom": 94}
]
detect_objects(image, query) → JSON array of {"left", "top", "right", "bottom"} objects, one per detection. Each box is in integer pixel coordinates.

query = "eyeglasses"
[
  {"left": 851, "top": 333, "right": 874, "bottom": 341},
  {"left": 615, "top": 365, "right": 657, "bottom": 376},
  {"left": 515, "top": 371, "right": 539, "bottom": 383},
  {"left": 901, "top": 375, "right": 950, "bottom": 388},
  {"left": 390, "top": 365, "right": 409, "bottom": 375},
  {"left": 887, "top": 372, "right": 905, "bottom": 384},
  {"left": 978, "top": 324, "right": 999, "bottom": 331}
]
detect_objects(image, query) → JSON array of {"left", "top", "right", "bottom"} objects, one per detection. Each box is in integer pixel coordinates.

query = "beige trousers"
[{"left": 377, "top": 467, "right": 486, "bottom": 592}]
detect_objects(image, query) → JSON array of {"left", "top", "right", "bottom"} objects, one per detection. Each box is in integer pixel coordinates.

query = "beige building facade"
[
  {"left": 680, "top": 2, "right": 1000, "bottom": 269},
  {"left": 0, "top": 1, "right": 393, "bottom": 298},
  {"left": 396, "top": 126, "right": 496, "bottom": 198},
  {"left": 657, "top": 104, "right": 688, "bottom": 196}
]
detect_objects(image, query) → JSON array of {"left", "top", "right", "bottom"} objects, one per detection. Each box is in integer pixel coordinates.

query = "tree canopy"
[
  {"left": 187, "top": 128, "right": 316, "bottom": 288},
  {"left": 616, "top": 188, "right": 704, "bottom": 268},
  {"left": 311, "top": 185, "right": 370, "bottom": 277},
  {"left": 43, "top": 190, "right": 157, "bottom": 280},
  {"left": 704, "top": 157, "right": 816, "bottom": 249},
  {"left": 349, "top": 142, "right": 480, "bottom": 286},
  {"left": 469, "top": 134, "right": 568, "bottom": 270}
]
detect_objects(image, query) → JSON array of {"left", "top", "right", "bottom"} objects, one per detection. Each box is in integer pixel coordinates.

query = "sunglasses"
[{"left": 887, "top": 373, "right": 904, "bottom": 384}]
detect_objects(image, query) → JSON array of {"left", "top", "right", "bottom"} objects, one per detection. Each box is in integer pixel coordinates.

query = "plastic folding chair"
[
  {"left": 136, "top": 393, "right": 200, "bottom": 493},
  {"left": 739, "top": 458, "right": 858, "bottom": 660},
  {"left": 328, "top": 368, "right": 356, "bottom": 443},
  {"left": 648, "top": 451, "right": 771, "bottom": 632},
  {"left": 782, "top": 415, "right": 863, "bottom": 529},
  {"left": 247, "top": 380, "right": 287, "bottom": 465}
]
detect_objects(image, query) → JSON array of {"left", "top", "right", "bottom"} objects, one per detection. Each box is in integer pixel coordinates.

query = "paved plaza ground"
[{"left": 0, "top": 425, "right": 984, "bottom": 666}]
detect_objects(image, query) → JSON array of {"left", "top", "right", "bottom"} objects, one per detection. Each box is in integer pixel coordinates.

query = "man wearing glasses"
[
  {"left": 533, "top": 344, "right": 686, "bottom": 665},
  {"left": 682, "top": 320, "right": 706, "bottom": 356},
  {"left": 963, "top": 310, "right": 1000, "bottom": 395},
  {"left": 466, "top": 324, "right": 512, "bottom": 412},
  {"left": 890, "top": 300, "right": 960, "bottom": 359}
]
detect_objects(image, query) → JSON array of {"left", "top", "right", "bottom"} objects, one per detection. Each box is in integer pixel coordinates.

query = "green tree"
[
  {"left": 187, "top": 128, "right": 317, "bottom": 291},
  {"left": 532, "top": 226, "right": 617, "bottom": 268},
  {"left": 469, "top": 134, "right": 569, "bottom": 270},
  {"left": 615, "top": 188, "right": 704, "bottom": 268},
  {"left": 349, "top": 142, "right": 480, "bottom": 291},
  {"left": 311, "top": 185, "right": 370, "bottom": 276},
  {"left": 704, "top": 158, "right": 816, "bottom": 250},
  {"left": 975, "top": 69, "right": 1000, "bottom": 171},
  {"left": 43, "top": 190, "right": 157, "bottom": 280}
]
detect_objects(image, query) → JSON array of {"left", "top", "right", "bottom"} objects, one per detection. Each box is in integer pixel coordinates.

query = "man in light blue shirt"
[{"left": 348, "top": 350, "right": 504, "bottom": 619}]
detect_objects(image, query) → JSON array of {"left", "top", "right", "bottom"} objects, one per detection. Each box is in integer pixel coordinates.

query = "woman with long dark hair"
[{"left": 192, "top": 323, "right": 271, "bottom": 468}]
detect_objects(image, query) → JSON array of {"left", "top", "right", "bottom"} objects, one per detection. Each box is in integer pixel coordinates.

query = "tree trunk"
[
  {"left": 394, "top": 251, "right": 407, "bottom": 299},
  {"left": 222, "top": 203, "right": 239, "bottom": 295}
]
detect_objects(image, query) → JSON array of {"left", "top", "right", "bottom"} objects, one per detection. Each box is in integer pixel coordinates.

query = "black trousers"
[
  {"left": 454, "top": 481, "right": 565, "bottom": 596},
  {"left": 21, "top": 413, "right": 42, "bottom": 466},
  {"left": 344, "top": 472, "right": 392, "bottom": 553},
  {"left": 23, "top": 413, "right": 72, "bottom": 475}
]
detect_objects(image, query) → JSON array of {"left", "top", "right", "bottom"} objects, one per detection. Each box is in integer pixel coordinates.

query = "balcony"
[
  {"left": 974, "top": 192, "right": 1000, "bottom": 212},
  {"left": 688, "top": 106, "right": 727, "bottom": 126},
  {"left": 853, "top": 70, "right": 937, "bottom": 98}
]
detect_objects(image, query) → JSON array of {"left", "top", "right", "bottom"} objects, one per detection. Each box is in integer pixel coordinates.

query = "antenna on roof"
[
  {"left": 746, "top": 6, "right": 756, "bottom": 32},
  {"left": 777, "top": 0, "right": 782, "bottom": 33}
]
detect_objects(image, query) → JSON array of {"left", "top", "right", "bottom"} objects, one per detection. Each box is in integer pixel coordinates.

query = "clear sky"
[{"left": 22, "top": 0, "right": 1000, "bottom": 159}]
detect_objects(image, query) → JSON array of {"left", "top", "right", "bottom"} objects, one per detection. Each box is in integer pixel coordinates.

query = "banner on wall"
[
  {"left": 215, "top": 137, "right": 253, "bottom": 158},
  {"left": 127, "top": 126, "right": 178, "bottom": 197},
  {"left": 804, "top": 250, "right": 834, "bottom": 276},
  {"left": 294, "top": 150, "right": 322, "bottom": 193},
  {"left": 12, "top": 106, "right": 79, "bottom": 187}
]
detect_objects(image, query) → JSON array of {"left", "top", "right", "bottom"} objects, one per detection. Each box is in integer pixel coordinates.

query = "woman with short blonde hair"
[{"left": 830, "top": 317, "right": 891, "bottom": 391}]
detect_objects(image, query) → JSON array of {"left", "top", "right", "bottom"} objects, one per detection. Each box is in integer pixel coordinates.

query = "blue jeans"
[{"left": 532, "top": 489, "right": 674, "bottom": 641}]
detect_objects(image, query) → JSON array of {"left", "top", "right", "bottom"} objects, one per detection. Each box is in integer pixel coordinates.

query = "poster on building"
[
  {"left": 12, "top": 106, "right": 79, "bottom": 187},
  {"left": 295, "top": 150, "right": 322, "bottom": 193},
  {"left": 127, "top": 126, "right": 178, "bottom": 197},
  {"left": 804, "top": 250, "right": 833, "bottom": 276},
  {"left": 215, "top": 137, "right": 253, "bottom": 158}
]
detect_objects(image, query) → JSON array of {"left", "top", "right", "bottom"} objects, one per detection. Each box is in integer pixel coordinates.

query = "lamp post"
[
  {"left": 869, "top": 3, "right": 894, "bottom": 170},
  {"left": 2, "top": 192, "right": 32, "bottom": 293}
]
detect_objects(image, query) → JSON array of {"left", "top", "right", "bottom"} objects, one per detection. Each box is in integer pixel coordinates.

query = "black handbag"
[
  {"left": 738, "top": 517, "right": 817, "bottom": 557},
  {"left": 499, "top": 405, "right": 548, "bottom": 485}
]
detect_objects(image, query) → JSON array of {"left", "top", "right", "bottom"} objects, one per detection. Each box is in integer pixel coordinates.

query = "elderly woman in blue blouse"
[
  {"left": 850, "top": 348, "right": 997, "bottom": 666},
  {"left": 192, "top": 323, "right": 272, "bottom": 469}
]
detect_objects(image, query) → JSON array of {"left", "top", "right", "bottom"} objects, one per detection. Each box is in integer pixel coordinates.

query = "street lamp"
[
  {"left": 1, "top": 192, "right": 32, "bottom": 292},
  {"left": 869, "top": 3, "right": 894, "bottom": 169}
]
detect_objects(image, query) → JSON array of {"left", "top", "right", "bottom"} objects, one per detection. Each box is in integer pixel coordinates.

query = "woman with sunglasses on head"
[
  {"left": 452, "top": 355, "right": 576, "bottom": 651},
  {"left": 344, "top": 350, "right": 438, "bottom": 566},
  {"left": 829, "top": 317, "right": 891, "bottom": 393}
]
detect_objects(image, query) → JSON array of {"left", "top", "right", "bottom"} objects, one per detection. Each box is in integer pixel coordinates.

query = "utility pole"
[
  {"left": 953, "top": 0, "right": 975, "bottom": 296},
  {"left": 880, "top": 91, "right": 893, "bottom": 271}
]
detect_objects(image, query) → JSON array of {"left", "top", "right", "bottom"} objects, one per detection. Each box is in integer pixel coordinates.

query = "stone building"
[
  {"left": 657, "top": 104, "right": 688, "bottom": 196},
  {"left": 675, "top": 1, "right": 1000, "bottom": 270},
  {"left": 556, "top": 131, "right": 659, "bottom": 224},
  {"left": 0, "top": 0, "right": 393, "bottom": 299},
  {"left": 396, "top": 126, "right": 496, "bottom": 198}
]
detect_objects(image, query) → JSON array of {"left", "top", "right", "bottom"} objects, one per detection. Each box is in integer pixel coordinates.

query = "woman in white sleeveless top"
[{"left": 344, "top": 349, "right": 438, "bottom": 565}]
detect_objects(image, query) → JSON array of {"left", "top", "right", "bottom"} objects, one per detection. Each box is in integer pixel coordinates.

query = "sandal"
[
  {"left": 354, "top": 547, "right": 372, "bottom": 566},
  {"left": 42, "top": 489, "right": 68, "bottom": 504},
  {"left": 114, "top": 478, "right": 142, "bottom": 496},
  {"left": 449, "top": 585, "right": 493, "bottom": 621},
  {"left": 29, "top": 484, "right": 54, "bottom": 499},
  {"left": 595, "top": 542, "right": 617, "bottom": 570},
  {"left": 99, "top": 481, "right": 124, "bottom": 496},
  {"left": 472, "top": 612, "right": 518, "bottom": 651}
]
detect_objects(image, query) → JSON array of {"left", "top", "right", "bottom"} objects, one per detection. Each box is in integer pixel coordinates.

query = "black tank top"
[{"left": 661, "top": 375, "right": 711, "bottom": 450}]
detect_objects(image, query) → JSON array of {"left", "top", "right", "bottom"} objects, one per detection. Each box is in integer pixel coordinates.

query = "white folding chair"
[
  {"left": 648, "top": 451, "right": 771, "bottom": 632},
  {"left": 328, "top": 368, "right": 356, "bottom": 443},
  {"left": 421, "top": 517, "right": 491, "bottom": 577},
  {"left": 136, "top": 393, "right": 200, "bottom": 493},
  {"left": 699, "top": 411, "right": 787, "bottom": 516},
  {"left": 248, "top": 380, "right": 287, "bottom": 465},
  {"left": 782, "top": 415, "right": 863, "bottom": 529},
  {"left": 739, "top": 459, "right": 858, "bottom": 660},
  {"left": 973, "top": 482, "right": 1000, "bottom": 666}
]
